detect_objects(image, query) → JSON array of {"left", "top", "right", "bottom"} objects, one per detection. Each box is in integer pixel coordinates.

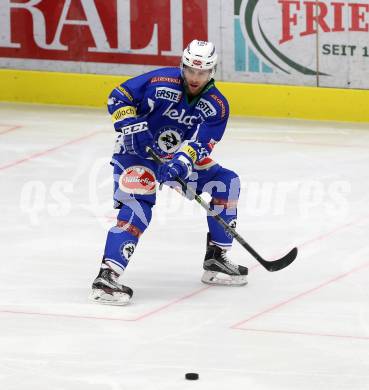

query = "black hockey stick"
[{"left": 147, "top": 147, "right": 298, "bottom": 272}]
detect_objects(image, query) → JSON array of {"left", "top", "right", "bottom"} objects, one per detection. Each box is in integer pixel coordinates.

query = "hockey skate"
[
  {"left": 90, "top": 264, "right": 133, "bottom": 305},
  {"left": 201, "top": 235, "right": 248, "bottom": 286}
]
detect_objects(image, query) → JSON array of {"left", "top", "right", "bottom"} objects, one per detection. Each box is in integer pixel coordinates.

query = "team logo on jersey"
[
  {"left": 156, "top": 127, "right": 183, "bottom": 154},
  {"left": 155, "top": 87, "right": 182, "bottom": 103},
  {"left": 120, "top": 241, "right": 136, "bottom": 261},
  {"left": 196, "top": 98, "right": 217, "bottom": 118},
  {"left": 119, "top": 166, "right": 156, "bottom": 195},
  {"left": 162, "top": 103, "right": 201, "bottom": 129}
]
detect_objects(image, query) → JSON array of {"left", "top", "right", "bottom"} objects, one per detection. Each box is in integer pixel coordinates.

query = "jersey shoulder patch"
[{"left": 207, "top": 89, "right": 229, "bottom": 119}]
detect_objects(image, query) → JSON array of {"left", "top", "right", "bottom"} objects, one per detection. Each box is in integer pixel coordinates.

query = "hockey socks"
[
  {"left": 207, "top": 197, "right": 238, "bottom": 248},
  {"left": 103, "top": 200, "right": 152, "bottom": 272}
]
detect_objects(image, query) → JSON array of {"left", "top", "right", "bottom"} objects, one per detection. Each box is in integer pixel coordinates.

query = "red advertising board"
[{"left": 0, "top": 0, "right": 208, "bottom": 66}]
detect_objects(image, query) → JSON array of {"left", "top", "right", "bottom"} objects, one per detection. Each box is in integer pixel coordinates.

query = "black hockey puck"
[{"left": 185, "top": 373, "right": 199, "bottom": 380}]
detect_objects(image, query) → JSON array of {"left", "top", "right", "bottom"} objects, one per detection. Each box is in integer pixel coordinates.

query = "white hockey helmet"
[{"left": 181, "top": 40, "right": 217, "bottom": 79}]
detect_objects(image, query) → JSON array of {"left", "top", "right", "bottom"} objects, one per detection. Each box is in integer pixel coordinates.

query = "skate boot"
[
  {"left": 201, "top": 235, "right": 248, "bottom": 286},
  {"left": 90, "top": 262, "right": 133, "bottom": 305}
]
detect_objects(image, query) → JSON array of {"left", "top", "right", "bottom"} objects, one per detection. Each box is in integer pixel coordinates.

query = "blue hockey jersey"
[{"left": 107, "top": 67, "right": 229, "bottom": 168}]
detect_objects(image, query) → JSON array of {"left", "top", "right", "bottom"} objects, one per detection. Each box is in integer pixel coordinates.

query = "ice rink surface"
[{"left": 0, "top": 102, "right": 369, "bottom": 390}]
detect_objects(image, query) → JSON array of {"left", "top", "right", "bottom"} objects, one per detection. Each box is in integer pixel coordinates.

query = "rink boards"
[{"left": 1, "top": 68, "right": 369, "bottom": 123}]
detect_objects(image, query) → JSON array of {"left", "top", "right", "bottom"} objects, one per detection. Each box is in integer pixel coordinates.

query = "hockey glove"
[
  {"left": 157, "top": 153, "right": 193, "bottom": 183},
  {"left": 122, "top": 121, "right": 153, "bottom": 158}
]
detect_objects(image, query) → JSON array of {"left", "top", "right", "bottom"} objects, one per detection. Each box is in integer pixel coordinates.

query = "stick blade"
[{"left": 260, "top": 247, "right": 298, "bottom": 272}]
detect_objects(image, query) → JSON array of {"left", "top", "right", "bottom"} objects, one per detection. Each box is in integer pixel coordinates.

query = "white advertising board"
[{"left": 0, "top": 0, "right": 368, "bottom": 89}]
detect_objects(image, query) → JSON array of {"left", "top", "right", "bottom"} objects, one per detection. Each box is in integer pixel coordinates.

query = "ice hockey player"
[{"left": 90, "top": 40, "right": 248, "bottom": 305}]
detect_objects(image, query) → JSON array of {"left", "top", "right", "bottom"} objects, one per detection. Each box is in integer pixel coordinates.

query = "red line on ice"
[
  {"left": 0, "top": 211, "right": 367, "bottom": 324},
  {"left": 296, "top": 214, "right": 369, "bottom": 250},
  {"left": 0, "top": 124, "right": 22, "bottom": 135},
  {"left": 231, "top": 259, "right": 369, "bottom": 333},
  {"left": 229, "top": 215, "right": 369, "bottom": 338},
  {"left": 233, "top": 328, "right": 369, "bottom": 341},
  {"left": 132, "top": 285, "right": 213, "bottom": 321},
  {"left": 0, "top": 129, "right": 105, "bottom": 171},
  {"left": 0, "top": 286, "right": 213, "bottom": 322},
  {"left": 0, "top": 309, "right": 137, "bottom": 322}
]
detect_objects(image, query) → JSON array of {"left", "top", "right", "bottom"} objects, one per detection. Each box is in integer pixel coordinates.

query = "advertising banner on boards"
[
  {"left": 0, "top": 0, "right": 208, "bottom": 74},
  {"left": 224, "top": 0, "right": 369, "bottom": 88},
  {"left": 0, "top": 0, "right": 368, "bottom": 89}
]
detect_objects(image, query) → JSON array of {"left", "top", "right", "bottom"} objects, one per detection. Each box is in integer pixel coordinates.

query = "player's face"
[{"left": 183, "top": 66, "right": 211, "bottom": 96}]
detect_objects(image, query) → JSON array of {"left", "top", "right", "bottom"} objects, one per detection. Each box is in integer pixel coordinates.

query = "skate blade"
[
  {"left": 89, "top": 289, "right": 131, "bottom": 306},
  {"left": 201, "top": 271, "right": 248, "bottom": 286}
]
